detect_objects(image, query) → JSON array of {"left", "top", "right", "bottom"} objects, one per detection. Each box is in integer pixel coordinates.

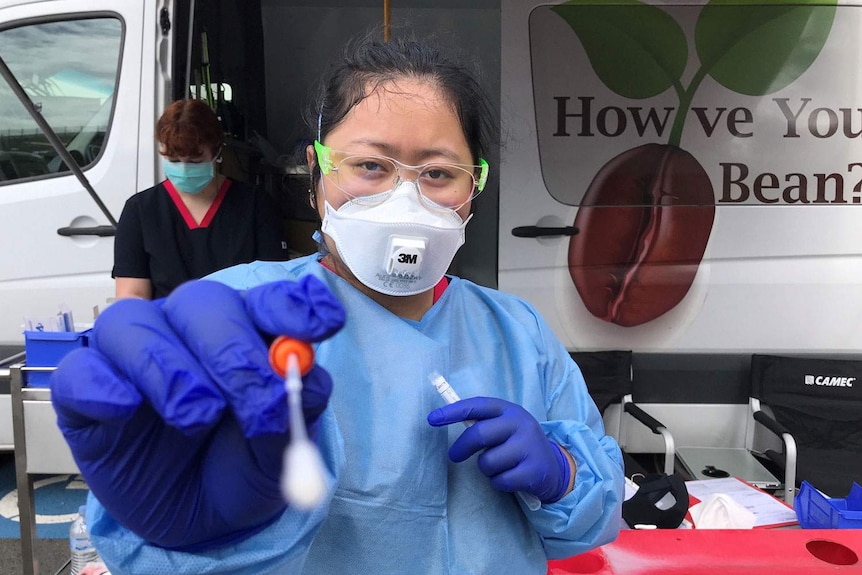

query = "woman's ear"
[
  {"left": 307, "top": 144, "right": 319, "bottom": 211},
  {"left": 306, "top": 144, "right": 315, "bottom": 171}
]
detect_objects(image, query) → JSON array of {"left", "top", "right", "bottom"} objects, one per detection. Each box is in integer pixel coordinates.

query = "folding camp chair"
[
  {"left": 749, "top": 354, "right": 862, "bottom": 505},
  {"left": 570, "top": 350, "right": 675, "bottom": 476}
]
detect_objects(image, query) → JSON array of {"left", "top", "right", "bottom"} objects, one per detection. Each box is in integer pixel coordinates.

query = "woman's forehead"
[
  {"left": 354, "top": 79, "right": 452, "bottom": 118},
  {"left": 328, "top": 78, "right": 469, "bottom": 157}
]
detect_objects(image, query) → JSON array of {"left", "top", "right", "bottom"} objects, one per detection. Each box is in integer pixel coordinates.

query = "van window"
[{"left": 0, "top": 17, "right": 122, "bottom": 184}]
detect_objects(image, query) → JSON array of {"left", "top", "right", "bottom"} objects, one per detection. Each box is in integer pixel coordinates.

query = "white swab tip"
[{"left": 282, "top": 440, "right": 327, "bottom": 510}]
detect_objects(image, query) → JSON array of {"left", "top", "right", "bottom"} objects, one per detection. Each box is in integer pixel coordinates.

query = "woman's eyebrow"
[
  {"left": 415, "top": 148, "right": 463, "bottom": 163},
  {"left": 346, "top": 139, "right": 464, "bottom": 163}
]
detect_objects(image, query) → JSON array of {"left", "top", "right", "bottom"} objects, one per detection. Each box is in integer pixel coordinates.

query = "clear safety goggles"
[{"left": 315, "top": 140, "right": 489, "bottom": 210}]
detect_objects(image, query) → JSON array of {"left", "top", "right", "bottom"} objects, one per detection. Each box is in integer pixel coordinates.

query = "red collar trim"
[
  {"left": 319, "top": 258, "right": 449, "bottom": 303},
  {"left": 432, "top": 276, "right": 449, "bottom": 303},
  {"left": 164, "top": 178, "right": 231, "bottom": 229}
]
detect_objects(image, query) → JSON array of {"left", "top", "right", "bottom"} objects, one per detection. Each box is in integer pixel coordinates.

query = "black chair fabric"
[
  {"left": 570, "top": 350, "right": 633, "bottom": 413},
  {"left": 751, "top": 354, "right": 862, "bottom": 497}
]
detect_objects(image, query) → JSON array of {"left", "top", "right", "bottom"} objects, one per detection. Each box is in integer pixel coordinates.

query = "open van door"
[{"left": 0, "top": 0, "right": 150, "bottom": 344}]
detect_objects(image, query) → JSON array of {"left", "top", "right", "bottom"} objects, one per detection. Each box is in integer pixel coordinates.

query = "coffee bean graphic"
[{"left": 569, "top": 143, "right": 715, "bottom": 327}]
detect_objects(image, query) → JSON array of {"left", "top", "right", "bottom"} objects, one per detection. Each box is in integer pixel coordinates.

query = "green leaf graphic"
[
  {"left": 696, "top": 0, "right": 837, "bottom": 96},
  {"left": 551, "top": 0, "right": 688, "bottom": 99}
]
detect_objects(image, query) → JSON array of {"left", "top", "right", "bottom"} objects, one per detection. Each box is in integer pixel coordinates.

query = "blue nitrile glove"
[
  {"left": 427, "top": 397, "right": 571, "bottom": 504},
  {"left": 50, "top": 276, "right": 345, "bottom": 550}
]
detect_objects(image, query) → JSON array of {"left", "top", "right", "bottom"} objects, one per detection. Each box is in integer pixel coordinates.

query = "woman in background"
[{"left": 112, "top": 98, "right": 289, "bottom": 299}]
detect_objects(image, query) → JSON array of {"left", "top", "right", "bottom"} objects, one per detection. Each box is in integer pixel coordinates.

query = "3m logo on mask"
[
  {"left": 804, "top": 375, "right": 856, "bottom": 388},
  {"left": 384, "top": 236, "right": 425, "bottom": 282}
]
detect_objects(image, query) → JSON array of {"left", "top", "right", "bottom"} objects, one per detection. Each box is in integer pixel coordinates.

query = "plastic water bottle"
[{"left": 70, "top": 505, "right": 100, "bottom": 575}]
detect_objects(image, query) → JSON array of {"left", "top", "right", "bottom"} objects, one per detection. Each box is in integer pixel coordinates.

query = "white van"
[{"left": 1, "top": 0, "right": 860, "bottom": 459}]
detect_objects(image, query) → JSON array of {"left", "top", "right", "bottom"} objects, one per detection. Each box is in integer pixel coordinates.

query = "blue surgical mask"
[{"left": 162, "top": 158, "right": 215, "bottom": 194}]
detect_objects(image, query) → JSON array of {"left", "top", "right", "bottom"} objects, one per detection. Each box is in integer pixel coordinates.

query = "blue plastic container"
[
  {"left": 23, "top": 329, "right": 91, "bottom": 387},
  {"left": 795, "top": 480, "right": 862, "bottom": 529}
]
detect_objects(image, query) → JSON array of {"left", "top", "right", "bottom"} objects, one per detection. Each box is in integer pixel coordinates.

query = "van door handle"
[
  {"left": 57, "top": 225, "right": 116, "bottom": 237},
  {"left": 511, "top": 226, "right": 579, "bottom": 238}
]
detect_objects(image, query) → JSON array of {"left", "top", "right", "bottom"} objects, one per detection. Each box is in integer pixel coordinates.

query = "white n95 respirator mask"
[{"left": 321, "top": 181, "right": 472, "bottom": 296}]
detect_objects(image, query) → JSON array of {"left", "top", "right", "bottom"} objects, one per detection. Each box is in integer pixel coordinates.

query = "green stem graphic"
[
  {"left": 668, "top": 66, "right": 708, "bottom": 148},
  {"left": 551, "top": 2, "right": 838, "bottom": 149}
]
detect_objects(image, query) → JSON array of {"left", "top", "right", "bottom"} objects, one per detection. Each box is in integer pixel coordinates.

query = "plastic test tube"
[{"left": 429, "top": 371, "right": 542, "bottom": 511}]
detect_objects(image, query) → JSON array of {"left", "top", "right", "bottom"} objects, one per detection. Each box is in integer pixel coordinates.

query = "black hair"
[{"left": 305, "top": 29, "right": 498, "bottom": 191}]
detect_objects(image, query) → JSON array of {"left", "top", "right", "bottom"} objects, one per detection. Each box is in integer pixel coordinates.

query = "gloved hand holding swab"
[
  {"left": 429, "top": 372, "right": 543, "bottom": 511},
  {"left": 269, "top": 336, "right": 327, "bottom": 510}
]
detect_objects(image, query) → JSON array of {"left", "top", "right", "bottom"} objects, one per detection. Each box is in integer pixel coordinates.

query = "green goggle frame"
[{"left": 314, "top": 140, "right": 489, "bottom": 193}]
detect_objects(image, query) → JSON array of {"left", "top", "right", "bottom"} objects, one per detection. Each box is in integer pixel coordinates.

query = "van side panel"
[
  {"left": 0, "top": 0, "right": 149, "bottom": 344},
  {"left": 500, "top": 1, "right": 862, "bottom": 355}
]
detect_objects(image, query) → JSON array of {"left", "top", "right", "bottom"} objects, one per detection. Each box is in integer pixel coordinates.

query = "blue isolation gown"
[{"left": 89, "top": 254, "right": 623, "bottom": 575}]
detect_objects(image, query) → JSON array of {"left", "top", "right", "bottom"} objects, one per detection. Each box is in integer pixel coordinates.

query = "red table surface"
[{"left": 548, "top": 529, "right": 862, "bottom": 575}]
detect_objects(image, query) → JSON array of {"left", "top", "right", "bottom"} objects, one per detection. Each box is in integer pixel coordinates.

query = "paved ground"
[
  {"left": 0, "top": 449, "right": 85, "bottom": 575},
  {"left": 1, "top": 538, "right": 70, "bottom": 575},
  {"left": 1, "top": 346, "right": 82, "bottom": 574}
]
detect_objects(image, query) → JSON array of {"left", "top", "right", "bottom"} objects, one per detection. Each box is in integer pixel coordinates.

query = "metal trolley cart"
[
  {"left": 10, "top": 362, "right": 78, "bottom": 575},
  {"left": 1, "top": 350, "right": 25, "bottom": 450}
]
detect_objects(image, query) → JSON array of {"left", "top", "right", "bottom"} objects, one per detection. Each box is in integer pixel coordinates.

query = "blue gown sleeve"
[
  {"left": 520, "top": 328, "right": 625, "bottom": 559},
  {"left": 88, "top": 404, "right": 344, "bottom": 575}
]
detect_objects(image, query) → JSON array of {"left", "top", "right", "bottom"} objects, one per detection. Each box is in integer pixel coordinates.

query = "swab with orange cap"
[{"left": 269, "top": 336, "right": 327, "bottom": 510}]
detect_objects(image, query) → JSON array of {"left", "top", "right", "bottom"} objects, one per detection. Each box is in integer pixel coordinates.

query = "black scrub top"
[{"left": 112, "top": 178, "right": 289, "bottom": 298}]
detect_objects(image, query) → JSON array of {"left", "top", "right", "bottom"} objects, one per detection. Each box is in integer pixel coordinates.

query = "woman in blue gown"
[{"left": 50, "top": 32, "right": 624, "bottom": 575}]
